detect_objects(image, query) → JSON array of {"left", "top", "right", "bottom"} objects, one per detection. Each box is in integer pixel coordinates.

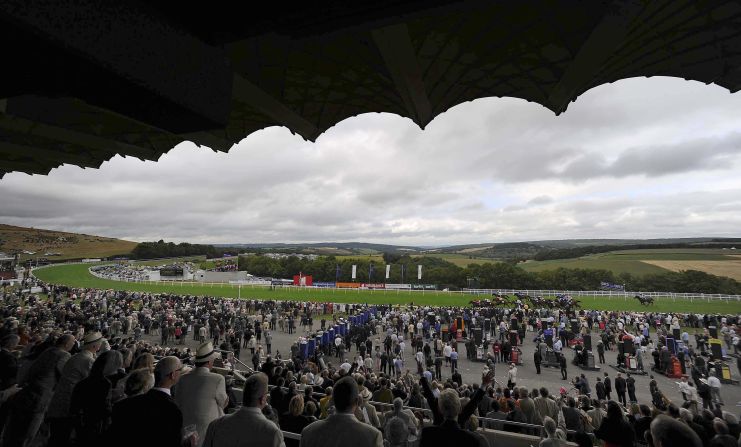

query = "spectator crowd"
[{"left": 0, "top": 281, "right": 738, "bottom": 447}]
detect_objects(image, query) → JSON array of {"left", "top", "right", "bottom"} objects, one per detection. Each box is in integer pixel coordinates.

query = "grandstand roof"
[{"left": 2, "top": 1, "right": 741, "bottom": 177}]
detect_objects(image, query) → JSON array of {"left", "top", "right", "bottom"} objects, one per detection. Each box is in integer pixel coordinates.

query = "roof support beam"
[
  {"left": 547, "top": 2, "right": 644, "bottom": 114},
  {"left": 0, "top": 113, "right": 158, "bottom": 161},
  {"left": 372, "top": 23, "right": 433, "bottom": 127},
  {"left": 231, "top": 74, "right": 321, "bottom": 141}
]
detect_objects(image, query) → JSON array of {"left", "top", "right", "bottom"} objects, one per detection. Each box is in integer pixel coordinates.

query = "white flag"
[
  {"left": 385, "top": 264, "right": 391, "bottom": 279},
  {"left": 417, "top": 264, "right": 422, "bottom": 280},
  {"left": 351, "top": 265, "right": 357, "bottom": 279}
]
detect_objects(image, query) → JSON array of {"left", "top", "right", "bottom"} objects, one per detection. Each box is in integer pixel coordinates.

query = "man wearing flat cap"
[
  {"left": 173, "top": 342, "right": 228, "bottom": 447},
  {"left": 47, "top": 331, "right": 104, "bottom": 447}
]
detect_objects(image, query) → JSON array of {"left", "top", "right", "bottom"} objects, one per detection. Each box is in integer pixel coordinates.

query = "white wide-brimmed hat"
[
  {"left": 83, "top": 331, "right": 104, "bottom": 345},
  {"left": 194, "top": 341, "right": 218, "bottom": 363}
]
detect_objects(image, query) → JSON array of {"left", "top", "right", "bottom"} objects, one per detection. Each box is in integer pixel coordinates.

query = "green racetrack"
[{"left": 32, "top": 263, "right": 741, "bottom": 313}]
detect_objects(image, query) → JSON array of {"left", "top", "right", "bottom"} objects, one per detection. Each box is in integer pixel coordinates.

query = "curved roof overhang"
[{"left": 1, "top": 0, "right": 740, "bottom": 177}]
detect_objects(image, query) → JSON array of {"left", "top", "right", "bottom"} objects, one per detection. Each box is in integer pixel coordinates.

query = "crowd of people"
[{"left": 0, "top": 281, "right": 738, "bottom": 447}]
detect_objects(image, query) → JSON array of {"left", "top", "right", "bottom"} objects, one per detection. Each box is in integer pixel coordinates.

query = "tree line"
[
  {"left": 130, "top": 240, "right": 242, "bottom": 259},
  {"left": 236, "top": 254, "right": 741, "bottom": 295}
]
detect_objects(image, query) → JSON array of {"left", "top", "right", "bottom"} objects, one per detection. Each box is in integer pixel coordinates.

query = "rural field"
[
  {"left": 32, "top": 262, "right": 741, "bottom": 313},
  {"left": 520, "top": 248, "right": 741, "bottom": 279}
]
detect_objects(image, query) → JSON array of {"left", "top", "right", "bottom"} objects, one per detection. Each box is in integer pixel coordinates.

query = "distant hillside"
[
  {"left": 214, "top": 238, "right": 741, "bottom": 261},
  {"left": 216, "top": 242, "right": 423, "bottom": 255},
  {"left": 0, "top": 224, "right": 137, "bottom": 261}
]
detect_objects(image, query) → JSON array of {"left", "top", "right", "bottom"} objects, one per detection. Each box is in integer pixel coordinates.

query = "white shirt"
[{"left": 707, "top": 376, "right": 721, "bottom": 388}]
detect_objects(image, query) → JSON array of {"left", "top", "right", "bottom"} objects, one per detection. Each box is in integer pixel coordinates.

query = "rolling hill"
[{"left": 0, "top": 224, "right": 137, "bottom": 261}]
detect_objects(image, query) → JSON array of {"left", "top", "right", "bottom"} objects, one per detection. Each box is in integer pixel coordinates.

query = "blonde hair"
[
  {"left": 289, "top": 394, "right": 305, "bottom": 416},
  {"left": 133, "top": 353, "right": 155, "bottom": 372}
]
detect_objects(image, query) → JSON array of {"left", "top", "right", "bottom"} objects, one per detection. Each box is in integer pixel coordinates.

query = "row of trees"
[
  {"left": 131, "top": 240, "right": 240, "bottom": 259},
  {"left": 237, "top": 254, "right": 741, "bottom": 294}
]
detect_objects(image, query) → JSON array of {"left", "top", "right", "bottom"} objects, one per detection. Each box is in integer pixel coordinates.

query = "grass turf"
[{"left": 32, "top": 263, "right": 741, "bottom": 313}]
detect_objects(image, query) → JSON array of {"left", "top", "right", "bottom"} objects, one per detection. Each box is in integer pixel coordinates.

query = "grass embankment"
[
  {"left": 32, "top": 263, "right": 741, "bottom": 313},
  {"left": 0, "top": 224, "right": 137, "bottom": 261}
]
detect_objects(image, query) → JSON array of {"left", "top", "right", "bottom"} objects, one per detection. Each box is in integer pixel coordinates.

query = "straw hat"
[
  {"left": 359, "top": 387, "right": 372, "bottom": 401},
  {"left": 83, "top": 331, "right": 104, "bottom": 345},
  {"left": 194, "top": 341, "right": 218, "bottom": 363}
]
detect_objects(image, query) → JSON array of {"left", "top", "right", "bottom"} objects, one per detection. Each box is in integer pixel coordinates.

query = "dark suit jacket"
[
  {"left": 110, "top": 389, "right": 183, "bottom": 447},
  {"left": 420, "top": 420, "right": 480, "bottom": 447},
  {"left": 0, "top": 349, "right": 18, "bottom": 390},
  {"left": 615, "top": 377, "right": 627, "bottom": 393}
]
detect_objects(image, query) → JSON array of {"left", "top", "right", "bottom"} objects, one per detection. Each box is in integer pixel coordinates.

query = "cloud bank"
[{"left": 1, "top": 77, "right": 740, "bottom": 245}]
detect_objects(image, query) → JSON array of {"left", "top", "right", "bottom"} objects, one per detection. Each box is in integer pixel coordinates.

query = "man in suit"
[
  {"left": 534, "top": 387, "right": 558, "bottom": 423},
  {"left": 595, "top": 377, "right": 606, "bottom": 401},
  {"left": 559, "top": 353, "right": 567, "bottom": 380},
  {"left": 0, "top": 334, "right": 20, "bottom": 436},
  {"left": 626, "top": 373, "right": 637, "bottom": 403},
  {"left": 202, "top": 372, "right": 284, "bottom": 447},
  {"left": 615, "top": 373, "right": 627, "bottom": 406},
  {"left": 48, "top": 331, "right": 103, "bottom": 447},
  {"left": 419, "top": 388, "right": 481, "bottom": 447},
  {"left": 603, "top": 372, "right": 612, "bottom": 401},
  {"left": 110, "top": 356, "right": 185, "bottom": 447},
  {"left": 2, "top": 333, "right": 75, "bottom": 447},
  {"left": 0, "top": 334, "right": 20, "bottom": 391},
  {"left": 300, "top": 376, "right": 383, "bottom": 447},
  {"left": 534, "top": 348, "right": 542, "bottom": 374},
  {"left": 173, "top": 342, "right": 229, "bottom": 447},
  {"left": 354, "top": 387, "right": 381, "bottom": 429}
]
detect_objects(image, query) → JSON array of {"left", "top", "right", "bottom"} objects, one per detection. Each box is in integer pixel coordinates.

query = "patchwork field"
[
  {"left": 31, "top": 262, "right": 741, "bottom": 313},
  {"left": 642, "top": 260, "right": 741, "bottom": 281},
  {"left": 519, "top": 258, "right": 669, "bottom": 276},
  {"left": 520, "top": 248, "right": 741, "bottom": 279}
]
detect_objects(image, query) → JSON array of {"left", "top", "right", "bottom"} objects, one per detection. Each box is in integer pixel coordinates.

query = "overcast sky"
[{"left": 1, "top": 77, "right": 740, "bottom": 246}]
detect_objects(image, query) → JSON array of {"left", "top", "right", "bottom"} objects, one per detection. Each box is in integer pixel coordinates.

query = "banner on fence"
[
  {"left": 600, "top": 281, "right": 624, "bottom": 290},
  {"left": 411, "top": 284, "right": 436, "bottom": 290},
  {"left": 337, "top": 282, "right": 360, "bottom": 289}
]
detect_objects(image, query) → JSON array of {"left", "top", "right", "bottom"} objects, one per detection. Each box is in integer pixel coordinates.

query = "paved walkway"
[{"left": 145, "top": 319, "right": 741, "bottom": 411}]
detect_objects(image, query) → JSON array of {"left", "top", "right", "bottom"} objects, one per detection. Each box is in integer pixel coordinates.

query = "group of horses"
[
  {"left": 470, "top": 292, "right": 655, "bottom": 309},
  {"left": 469, "top": 292, "right": 583, "bottom": 310}
]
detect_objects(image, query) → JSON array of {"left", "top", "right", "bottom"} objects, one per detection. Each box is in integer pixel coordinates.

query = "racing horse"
[{"left": 635, "top": 295, "right": 654, "bottom": 306}]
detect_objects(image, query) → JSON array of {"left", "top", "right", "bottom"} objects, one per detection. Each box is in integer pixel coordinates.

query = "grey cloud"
[
  {"left": 528, "top": 195, "right": 554, "bottom": 205},
  {"left": 1, "top": 78, "right": 741, "bottom": 245}
]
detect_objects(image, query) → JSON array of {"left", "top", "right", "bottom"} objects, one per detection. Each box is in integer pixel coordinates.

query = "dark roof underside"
[{"left": 1, "top": 0, "right": 740, "bottom": 177}]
